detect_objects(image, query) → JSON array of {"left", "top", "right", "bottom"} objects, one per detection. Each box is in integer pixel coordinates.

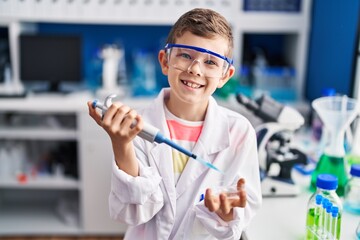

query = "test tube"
[
  {"left": 331, "top": 206, "right": 339, "bottom": 240},
  {"left": 321, "top": 198, "right": 329, "bottom": 235},
  {"left": 315, "top": 194, "right": 323, "bottom": 235},
  {"left": 325, "top": 202, "right": 333, "bottom": 238}
]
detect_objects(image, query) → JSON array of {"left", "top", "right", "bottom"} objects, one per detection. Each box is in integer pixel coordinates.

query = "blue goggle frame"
[{"left": 164, "top": 43, "right": 233, "bottom": 66}]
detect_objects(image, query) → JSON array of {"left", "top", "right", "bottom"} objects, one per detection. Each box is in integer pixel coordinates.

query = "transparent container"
[
  {"left": 344, "top": 164, "right": 360, "bottom": 215},
  {"left": 310, "top": 96, "right": 358, "bottom": 197},
  {"left": 306, "top": 174, "right": 342, "bottom": 240},
  {"left": 211, "top": 185, "right": 241, "bottom": 200}
]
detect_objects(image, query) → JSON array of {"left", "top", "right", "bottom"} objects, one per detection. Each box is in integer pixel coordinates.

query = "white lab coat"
[{"left": 109, "top": 88, "right": 262, "bottom": 240}]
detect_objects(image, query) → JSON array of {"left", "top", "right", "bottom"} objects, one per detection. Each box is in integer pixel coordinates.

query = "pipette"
[{"left": 92, "top": 99, "right": 222, "bottom": 173}]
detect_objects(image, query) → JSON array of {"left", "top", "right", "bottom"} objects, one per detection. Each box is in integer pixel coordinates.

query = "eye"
[
  {"left": 204, "top": 59, "right": 217, "bottom": 66},
  {"left": 178, "top": 52, "right": 192, "bottom": 60}
]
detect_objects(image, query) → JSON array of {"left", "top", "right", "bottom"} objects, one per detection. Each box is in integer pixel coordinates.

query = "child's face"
[{"left": 158, "top": 31, "right": 235, "bottom": 106}]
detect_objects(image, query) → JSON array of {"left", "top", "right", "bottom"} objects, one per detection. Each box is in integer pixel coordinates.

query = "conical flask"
[{"left": 310, "top": 95, "right": 358, "bottom": 196}]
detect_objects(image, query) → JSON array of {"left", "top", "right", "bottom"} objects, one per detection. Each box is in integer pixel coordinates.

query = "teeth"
[{"left": 183, "top": 80, "right": 201, "bottom": 89}]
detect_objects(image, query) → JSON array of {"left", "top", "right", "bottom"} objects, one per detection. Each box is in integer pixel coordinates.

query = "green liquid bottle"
[
  {"left": 310, "top": 154, "right": 348, "bottom": 196},
  {"left": 306, "top": 174, "right": 342, "bottom": 240}
]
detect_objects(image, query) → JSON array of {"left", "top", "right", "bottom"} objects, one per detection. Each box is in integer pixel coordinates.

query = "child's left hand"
[{"left": 204, "top": 178, "right": 246, "bottom": 222}]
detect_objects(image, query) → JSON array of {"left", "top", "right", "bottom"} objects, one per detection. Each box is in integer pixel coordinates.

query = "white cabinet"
[
  {"left": 234, "top": 1, "right": 312, "bottom": 100},
  {"left": 0, "top": 93, "right": 127, "bottom": 235}
]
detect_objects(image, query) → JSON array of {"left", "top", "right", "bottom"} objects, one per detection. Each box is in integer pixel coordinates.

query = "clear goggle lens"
[{"left": 165, "top": 44, "right": 232, "bottom": 78}]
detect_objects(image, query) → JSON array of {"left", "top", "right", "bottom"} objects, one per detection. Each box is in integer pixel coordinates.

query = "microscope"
[{"left": 236, "top": 94, "right": 307, "bottom": 197}]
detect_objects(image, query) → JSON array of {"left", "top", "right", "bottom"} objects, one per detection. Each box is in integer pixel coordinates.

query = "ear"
[
  {"left": 217, "top": 65, "right": 235, "bottom": 88},
  {"left": 158, "top": 49, "right": 169, "bottom": 76}
]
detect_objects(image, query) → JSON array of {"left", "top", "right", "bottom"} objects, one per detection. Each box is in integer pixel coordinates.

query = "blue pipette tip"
[
  {"left": 205, "top": 162, "right": 223, "bottom": 173},
  {"left": 160, "top": 136, "right": 223, "bottom": 173},
  {"left": 193, "top": 156, "right": 223, "bottom": 174}
]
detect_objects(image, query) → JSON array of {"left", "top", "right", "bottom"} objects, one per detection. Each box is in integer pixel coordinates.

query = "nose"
[{"left": 187, "top": 60, "right": 203, "bottom": 77}]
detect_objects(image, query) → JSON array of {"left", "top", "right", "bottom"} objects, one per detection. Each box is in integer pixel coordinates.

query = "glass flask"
[{"left": 310, "top": 96, "right": 358, "bottom": 196}]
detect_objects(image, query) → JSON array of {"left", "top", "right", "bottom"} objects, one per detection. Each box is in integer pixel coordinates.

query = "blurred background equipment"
[
  {"left": 96, "top": 44, "right": 127, "bottom": 99},
  {"left": 20, "top": 34, "right": 82, "bottom": 94},
  {"left": 236, "top": 93, "right": 307, "bottom": 197}
]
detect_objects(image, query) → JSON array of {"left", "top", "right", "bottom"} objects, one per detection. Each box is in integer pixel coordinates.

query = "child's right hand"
[
  {"left": 87, "top": 101, "right": 143, "bottom": 145},
  {"left": 87, "top": 101, "right": 143, "bottom": 176}
]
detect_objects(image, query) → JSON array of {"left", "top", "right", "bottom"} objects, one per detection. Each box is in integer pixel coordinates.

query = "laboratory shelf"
[
  {"left": 0, "top": 202, "right": 80, "bottom": 235},
  {"left": 0, "top": 127, "right": 77, "bottom": 140},
  {"left": 0, "top": 176, "right": 80, "bottom": 190},
  {"left": 238, "top": 13, "right": 308, "bottom": 32},
  {"left": 0, "top": 93, "right": 123, "bottom": 236}
]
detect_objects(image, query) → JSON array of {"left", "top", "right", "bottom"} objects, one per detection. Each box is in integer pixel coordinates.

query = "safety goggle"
[{"left": 164, "top": 43, "right": 233, "bottom": 78}]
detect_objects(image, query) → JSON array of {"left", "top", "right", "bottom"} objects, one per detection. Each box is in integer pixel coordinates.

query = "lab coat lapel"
[
  {"left": 149, "top": 143, "right": 176, "bottom": 208},
  {"left": 175, "top": 97, "right": 230, "bottom": 199},
  {"left": 142, "top": 89, "right": 176, "bottom": 216}
]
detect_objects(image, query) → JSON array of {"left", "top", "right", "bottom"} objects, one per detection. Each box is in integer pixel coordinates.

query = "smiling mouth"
[{"left": 181, "top": 80, "right": 204, "bottom": 89}]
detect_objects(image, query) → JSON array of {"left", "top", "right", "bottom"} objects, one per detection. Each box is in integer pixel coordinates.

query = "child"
[{"left": 88, "top": 8, "right": 262, "bottom": 240}]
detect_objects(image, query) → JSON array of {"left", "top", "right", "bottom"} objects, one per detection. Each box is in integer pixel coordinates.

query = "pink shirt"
[{"left": 164, "top": 106, "right": 203, "bottom": 184}]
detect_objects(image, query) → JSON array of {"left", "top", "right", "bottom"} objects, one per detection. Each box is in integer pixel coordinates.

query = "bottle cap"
[
  {"left": 331, "top": 206, "right": 339, "bottom": 217},
  {"left": 350, "top": 164, "right": 360, "bottom": 177},
  {"left": 316, "top": 174, "right": 338, "bottom": 190},
  {"left": 331, "top": 206, "right": 339, "bottom": 214},
  {"left": 326, "top": 202, "right": 333, "bottom": 213},
  {"left": 322, "top": 198, "right": 329, "bottom": 208},
  {"left": 315, "top": 194, "right": 323, "bottom": 204},
  {"left": 322, "top": 88, "right": 336, "bottom": 96}
]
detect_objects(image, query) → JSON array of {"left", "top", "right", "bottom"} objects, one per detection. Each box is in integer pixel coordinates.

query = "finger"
[
  {"left": 121, "top": 109, "right": 137, "bottom": 128},
  {"left": 204, "top": 189, "right": 217, "bottom": 212},
  {"left": 122, "top": 109, "right": 141, "bottom": 136},
  {"left": 128, "top": 112, "right": 143, "bottom": 136},
  {"left": 110, "top": 105, "right": 131, "bottom": 133},
  {"left": 87, "top": 101, "right": 103, "bottom": 125},
  {"left": 238, "top": 188, "right": 247, "bottom": 207},
  {"left": 235, "top": 178, "right": 247, "bottom": 208},
  {"left": 102, "top": 103, "right": 124, "bottom": 128},
  {"left": 237, "top": 178, "right": 245, "bottom": 190},
  {"left": 219, "top": 193, "right": 231, "bottom": 214}
]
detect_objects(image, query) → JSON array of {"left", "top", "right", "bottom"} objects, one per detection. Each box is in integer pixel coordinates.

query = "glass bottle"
[
  {"left": 344, "top": 164, "right": 360, "bottom": 215},
  {"left": 306, "top": 174, "right": 342, "bottom": 240},
  {"left": 310, "top": 155, "right": 348, "bottom": 196}
]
